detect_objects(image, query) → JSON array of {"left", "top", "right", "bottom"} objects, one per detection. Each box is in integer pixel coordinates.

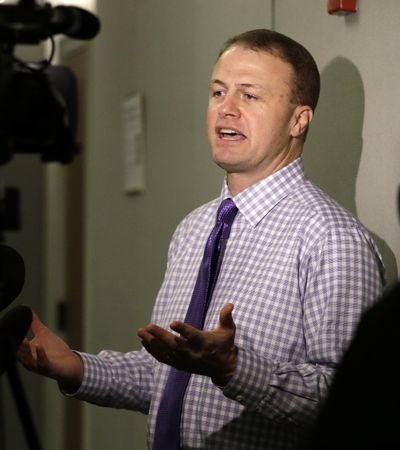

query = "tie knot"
[{"left": 217, "top": 198, "right": 238, "bottom": 226}]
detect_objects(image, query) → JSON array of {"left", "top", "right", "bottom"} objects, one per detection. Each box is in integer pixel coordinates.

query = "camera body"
[
  {"left": 0, "top": 0, "right": 100, "bottom": 165},
  {"left": 0, "top": 48, "right": 79, "bottom": 164}
]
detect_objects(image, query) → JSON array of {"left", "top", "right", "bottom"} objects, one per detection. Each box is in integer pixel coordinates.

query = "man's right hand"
[{"left": 17, "top": 311, "right": 84, "bottom": 392}]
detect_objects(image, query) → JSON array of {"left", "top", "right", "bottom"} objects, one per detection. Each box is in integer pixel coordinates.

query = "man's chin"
[
  {"left": 212, "top": 154, "right": 243, "bottom": 172},
  {"left": 214, "top": 160, "right": 241, "bottom": 173}
]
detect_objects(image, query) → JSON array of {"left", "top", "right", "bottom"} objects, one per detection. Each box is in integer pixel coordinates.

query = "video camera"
[
  {"left": 0, "top": 0, "right": 100, "bottom": 165},
  {"left": 0, "top": 0, "right": 100, "bottom": 364},
  {"left": 0, "top": 4, "right": 100, "bottom": 446}
]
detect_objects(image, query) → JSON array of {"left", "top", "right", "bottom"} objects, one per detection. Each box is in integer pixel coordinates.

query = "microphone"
[
  {"left": 0, "top": 304, "right": 32, "bottom": 374},
  {"left": 49, "top": 6, "right": 101, "bottom": 40},
  {"left": 0, "top": 244, "right": 25, "bottom": 312}
]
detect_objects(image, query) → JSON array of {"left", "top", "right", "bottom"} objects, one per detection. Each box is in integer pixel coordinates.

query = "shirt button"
[{"left": 236, "top": 395, "right": 244, "bottom": 402}]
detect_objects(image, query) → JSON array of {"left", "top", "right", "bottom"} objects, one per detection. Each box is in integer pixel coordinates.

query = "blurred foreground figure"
[{"left": 304, "top": 281, "right": 400, "bottom": 450}]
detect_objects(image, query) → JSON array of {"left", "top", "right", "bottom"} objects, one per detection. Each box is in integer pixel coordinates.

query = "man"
[{"left": 18, "top": 29, "right": 384, "bottom": 449}]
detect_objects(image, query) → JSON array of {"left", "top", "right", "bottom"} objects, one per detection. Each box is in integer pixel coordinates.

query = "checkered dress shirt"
[{"left": 74, "top": 158, "right": 384, "bottom": 449}]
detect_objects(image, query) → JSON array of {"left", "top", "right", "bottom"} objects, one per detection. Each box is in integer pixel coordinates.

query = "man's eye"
[
  {"left": 212, "top": 90, "right": 224, "bottom": 98},
  {"left": 244, "top": 93, "right": 257, "bottom": 101}
]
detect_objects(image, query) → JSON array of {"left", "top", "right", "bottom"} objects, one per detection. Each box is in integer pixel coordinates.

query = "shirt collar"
[{"left": 220, "top": 158, "right": 307, "bottom": 228}]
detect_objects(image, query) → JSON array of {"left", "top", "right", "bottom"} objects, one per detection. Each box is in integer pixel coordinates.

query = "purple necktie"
[{"left": 152, "top": 198, "right": 238, "bottom": 450}]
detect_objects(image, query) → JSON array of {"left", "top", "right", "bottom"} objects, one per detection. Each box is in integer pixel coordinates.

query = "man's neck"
[{"left": 227, "top": 151, "right": 303, "bottom": 196}]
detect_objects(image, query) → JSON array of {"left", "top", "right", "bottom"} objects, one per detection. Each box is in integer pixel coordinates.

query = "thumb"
[
  {"left": 30, "top": 311, "right": 46, "bottom": 335},
  {"left": 219, "top": 303, "right": 235, "bottom": 331}
]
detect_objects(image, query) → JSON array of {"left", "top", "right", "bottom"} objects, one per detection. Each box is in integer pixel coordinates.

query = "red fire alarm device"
[{"left": 328, "top": 0, "right": 357, "bottom": 15}]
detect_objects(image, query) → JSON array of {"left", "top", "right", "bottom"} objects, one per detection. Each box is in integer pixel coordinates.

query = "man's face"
[{"left": 207, "top": 45, "right": 302, "bottom": 184}]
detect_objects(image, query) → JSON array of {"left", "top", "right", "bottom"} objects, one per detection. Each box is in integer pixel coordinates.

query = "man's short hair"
[{"left": 218, "top": 29, "right": 320, "bottom": 112}]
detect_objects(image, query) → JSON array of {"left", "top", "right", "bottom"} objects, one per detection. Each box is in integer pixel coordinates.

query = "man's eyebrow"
[
  {"left": 210, "top": 79, "right": 227, "bottom": 88},
  {"left": 237, "top": 82, "right": 264, "bottom": 90},
  {"left": 210, "top": 79, "right": 265, "bottom": 91}
]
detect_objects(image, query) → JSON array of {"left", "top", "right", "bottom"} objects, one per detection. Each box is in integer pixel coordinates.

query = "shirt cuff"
[
  {"left": 60, "top": 351, "right": 111, "bottom": 400},
  {"left": 220, "top": 347, "right": 272, "bottom": 407},
  {"left": 217, "top": 347, "right": 289, "bottom": 421}
]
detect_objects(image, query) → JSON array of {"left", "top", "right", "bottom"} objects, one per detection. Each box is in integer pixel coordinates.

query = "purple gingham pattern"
[{"left": 74, "top": 158, "right": 384, "bottom": 450}]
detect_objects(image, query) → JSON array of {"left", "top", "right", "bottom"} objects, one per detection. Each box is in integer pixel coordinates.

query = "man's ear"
[{"left": 291, "top": 106, "right": 313, "bottom": 138}]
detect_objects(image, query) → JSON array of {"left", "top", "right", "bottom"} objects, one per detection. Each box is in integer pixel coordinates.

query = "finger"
[
  {"left": 17, "top": 339, "right": 32, "bottom": 361},
  {"left": 170, "top": 321, "right": 202, "bottom": 342},
  {"left": 137, "top": 327, "right": 155, "bottom": 342},
  {"left": 30, "top": 311, "right": 46, "bottom": 335},
  {"left": 142, "top": 324, "right": 178, "bottom": 345},
  {"left": 18, "top": 337, "right": 31, "bottom": 349},
  {"left": 138, "top": 326, "right": 178, "bottom": 363},
  {"left": 16, "top": 341, "right": 37, "bottom": 370},
  {"left": 138, "top": 328, "right": 166, "bottom": 352},
  {"left": 141, "top": 337, "right": 176, "bottom": 366},
  {"left": 219, "top": 303, "right": 236, "bottom": 331}
]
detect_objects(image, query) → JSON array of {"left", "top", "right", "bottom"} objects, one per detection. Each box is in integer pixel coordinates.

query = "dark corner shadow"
[{"left": 303, "top": 56, "right": 398, "bottom": 285}]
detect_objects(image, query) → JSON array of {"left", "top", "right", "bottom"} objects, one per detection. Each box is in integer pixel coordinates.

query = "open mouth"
[{"left": 217, "top": 128, "right": 246, "bottom": 141}]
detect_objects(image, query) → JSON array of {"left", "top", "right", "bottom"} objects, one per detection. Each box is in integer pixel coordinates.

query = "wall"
[
  {"left": 274, "top": 0, "right": 400, "bottom": 284},
  {"left": 40, "top": 1, "right": 400, "bottom": 449}
]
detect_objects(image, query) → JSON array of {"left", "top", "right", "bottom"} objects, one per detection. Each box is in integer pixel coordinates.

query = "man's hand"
[
  {"left": 17, "top": 311, "right": 84, "bottom": 392},
  {"left": 137, "top": 303, "right": 238, "bottom": 385}
]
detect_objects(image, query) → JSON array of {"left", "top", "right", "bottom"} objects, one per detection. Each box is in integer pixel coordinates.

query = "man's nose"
[{"left": 218, "top": 96, "right": 240, "bottom": 118}]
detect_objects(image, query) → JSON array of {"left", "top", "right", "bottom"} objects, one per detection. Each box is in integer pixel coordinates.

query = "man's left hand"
[{"left": 137, "top": 303, "right": 237, "bottom": 385}]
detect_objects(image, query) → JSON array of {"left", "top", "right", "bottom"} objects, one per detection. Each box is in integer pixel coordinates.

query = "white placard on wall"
[{"left": 121, "top": 93, "right": 146, "bottom": 194}]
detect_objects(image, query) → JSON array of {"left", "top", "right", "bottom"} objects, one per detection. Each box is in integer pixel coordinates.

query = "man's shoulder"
[
  {"left": 292, "top": 180, "right": 360, "bottom": 230},
  {"left": 172, "top": 197, "right": 220, "bottom": 240},
  {"left": 183, "top": 198, "right": 219, "bottom": 223}
]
